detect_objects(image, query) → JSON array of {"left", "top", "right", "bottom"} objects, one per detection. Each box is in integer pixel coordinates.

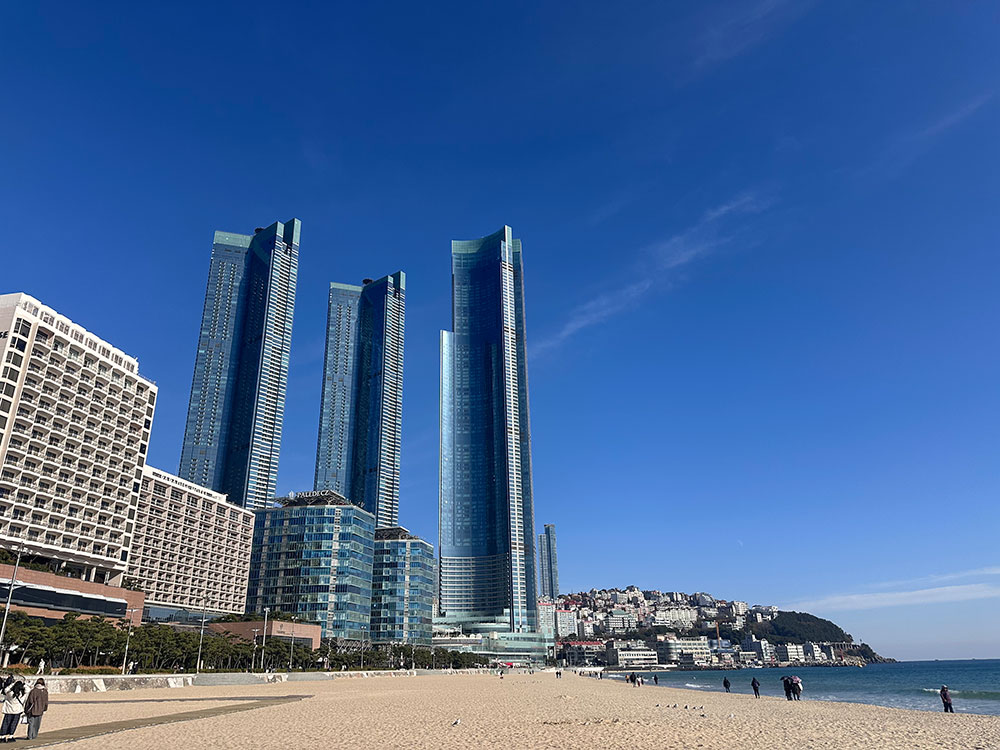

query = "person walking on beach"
[
  {"left": 781, "top": 676, "right": 793, "bottom": 701},
  {"left": 940, "top": 685, "right": 954, "bottom": 713},
  {"left": 23, "top": 679, "right": 48, "bottom": 740},
  {"left": 653, "top": 674, "right": 658, "bottom": 686},
  {"left": 751, "top": 677, "right": 760, "bottom": 698},
  {"left": 0, "top": 679, "right": 25, "bottom": 742},
  {"left": 792, "top": 679, "right": 803, "bottom": 701},
  {"left": 723, "top": 677, "right": 731, "bottom": 693}
]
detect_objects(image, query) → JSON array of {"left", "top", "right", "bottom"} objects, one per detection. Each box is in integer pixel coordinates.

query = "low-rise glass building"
[
  {"left": 371, "top": 527, "right": 433, "bottom": 645},
  {"left": 247, "top": 490, "right": 374, "bottom": 641}
]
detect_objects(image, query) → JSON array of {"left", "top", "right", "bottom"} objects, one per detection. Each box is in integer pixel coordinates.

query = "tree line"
[{"left": 0, "top": 611, "right": 489, "bottom": 674}]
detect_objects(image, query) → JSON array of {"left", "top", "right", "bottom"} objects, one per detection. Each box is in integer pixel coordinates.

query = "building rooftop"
[{"left": 274, "top": 489, "right": 353, "bottom": 507}]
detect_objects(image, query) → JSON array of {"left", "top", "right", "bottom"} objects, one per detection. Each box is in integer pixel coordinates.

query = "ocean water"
[{"left": 618, "top": 660, "right": 1000, "bottom": 716}]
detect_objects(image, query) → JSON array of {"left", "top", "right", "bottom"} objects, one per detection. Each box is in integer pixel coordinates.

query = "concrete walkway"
[{"left": 12, "top": 693, "right": 311, "bottom": 747}]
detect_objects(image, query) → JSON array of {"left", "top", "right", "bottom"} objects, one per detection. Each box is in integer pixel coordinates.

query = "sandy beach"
[{"left": 19, "top": 671, "right": 998, "bottom": 749}]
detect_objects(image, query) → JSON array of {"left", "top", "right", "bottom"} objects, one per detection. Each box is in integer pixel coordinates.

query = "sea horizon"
[{"left": 617, "top": 659, "right": 1000, "bottom": 716}]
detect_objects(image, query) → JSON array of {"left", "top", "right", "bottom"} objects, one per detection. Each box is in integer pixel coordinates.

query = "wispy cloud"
[
  {"left": 531, "top": 190, "right": 773, "bottom": 355},
  {"left": 692, "top": 0, "right": 813, "bottom": 70},
  {"left": 589, "top": 194, "right": 634, "bottom": 226},
  {"left": 915, "top": 93, "right": 993, "bottom": 140},
  {"left": 701, "top": 191, "right": 774, "bottom": 223},
  {"left": 867, "top": 566, "right": 1000, "bottom": 591},
  {"left": 788, "top": 583, "right": 1000, "bottom": 613},
  {"left": 857, "top": 93, "right": 993, "bottom": 180}
]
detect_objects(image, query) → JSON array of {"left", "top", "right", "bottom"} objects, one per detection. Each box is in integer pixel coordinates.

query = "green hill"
[{"left": 751, "top": 611, "right": 851, "bottom": 645}]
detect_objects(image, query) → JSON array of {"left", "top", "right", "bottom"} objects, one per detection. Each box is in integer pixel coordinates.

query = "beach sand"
[{"left": 32, "top": 671, "right": 1000, "bottom": 749}]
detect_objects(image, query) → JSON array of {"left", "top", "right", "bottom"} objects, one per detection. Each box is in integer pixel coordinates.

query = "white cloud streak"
[
  {"left": 858, "top": 93, "right": 993, "bottom": 180},
  {"left": 788, "top": 583, "right": 1000, "bottom": 613},
  {"left": 531, "top": 190, "right": 772, "bottom": 355},
  {"left": 867, "top": 566, "right": 1000, "bottom": 591},
  {"left": 692, "top": 0, "right": 812, "bottom": 70}
]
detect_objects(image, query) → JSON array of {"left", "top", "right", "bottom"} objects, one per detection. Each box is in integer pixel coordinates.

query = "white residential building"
[
  {"left": 538, "top": 601, "right": 556, "bottom": 636},
  {"left": 776, "top": 643, "right": 806, "bottom": 662},
  {"left": 0, "top": 293, "right": 157, "bottom": 585},
  {"left": 555, "top": 609, "right": 577, "bottom": 638}
]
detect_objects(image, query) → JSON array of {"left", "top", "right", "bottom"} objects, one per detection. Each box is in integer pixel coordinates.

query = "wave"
[
  {"left": 684, "top": 683, "right": 710, "bottom": 689},
  {"left": 920, "top": 688, "right": 1000, "bottom": 701}
]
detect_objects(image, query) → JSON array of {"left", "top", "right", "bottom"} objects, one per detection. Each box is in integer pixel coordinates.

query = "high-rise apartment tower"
[
  {"left": 439, "top": 226, "right": 537, "bottom": 634},
  {"left": 538, "top": 523, "right": 559, "bottom": 599},
  {"left": 314, "top": 272, "right": 404, "bottom": 528},
  {"left": 179, "top": 220, "right": 299, "bottom": 510}
]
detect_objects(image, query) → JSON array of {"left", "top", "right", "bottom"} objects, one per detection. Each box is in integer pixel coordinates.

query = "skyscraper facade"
[
  {"left": 179, "top": 219, "right": 299, "bottom": 510},
  {"left": 538, "top": 523, "right": 559, "bottom": 599},
  {"left": 439, "top": 226, "right": 538, "bottom": 634},
  {"left": 314, "top": 272, "right": 404, "bottom": 528}
]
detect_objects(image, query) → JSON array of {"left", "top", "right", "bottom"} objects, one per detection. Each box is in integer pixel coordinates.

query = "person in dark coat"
[
  {"left": 781, "top": 676, "right": 793, "bottom": 701},
  {"left": 23, "top": 679, "right": 48, "bottom": 740},
  {"left": 723, "top": 677, "right": 731, "bottom": 693},
  {"left": 751, "top": 676, "right": 760, "bottom": 698},
  {"left": 940, "top": 685, "right": 954, "bottom": 713}
]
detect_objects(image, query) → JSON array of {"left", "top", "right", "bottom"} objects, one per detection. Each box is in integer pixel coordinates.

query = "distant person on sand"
[
  {"left": 0, "top": 678, "right": 25, "bottom": 742},
  {"left": 723, "top": 677, "right": 731, "bottom": 693},
  {"left": 940, "top": 685, "right": 954, "bottom": 713},
  {"left": 653, "top": 674, "right": 658, "bottom": 686},
  {"left": 792, "top": 679, "right": 803, "bottom": 700},
  {"left": 781, "top": 676, "right": 793, "bottom": 701},
  {"left": 751, "top": 677, "right": 760, "bottom": 698},
  {"left": 23, "top": 679, "right": 48, "bottom": 740}
]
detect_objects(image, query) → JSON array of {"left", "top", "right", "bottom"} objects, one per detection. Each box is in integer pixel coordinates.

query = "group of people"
[
  {"left": 0, "top": 675, "right": 48, "bottom": 741},
  {"left": 780, "top": 675, "right": 804, "bottom": 700},
  {"left": 625, "top": 672, "right": 658, "bottom": 687}
]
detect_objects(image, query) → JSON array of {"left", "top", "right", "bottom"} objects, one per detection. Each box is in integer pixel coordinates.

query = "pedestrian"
[
  {"left": 793, "top": 679, "right": 803, "bottom": 701},
  {"left": 751, "top": 676, "right": 760, "bottom": 698},
  {"left": 781, "top": 676, "right": 793, "bottom": 701},
  {"left": 653, "top": 674, "right": 658, "bottom": 686},
  {"left": 723, "top": 677, "right": 731, "bottom": 693},
  {"left": 35, "top": 659, "right": 45, "bottom": 676},
  {"left": 940, "top": 685, "right": 954, "bottom": 713},
  {"left": 0, "top": 679, "right": 25, "bottom": 742},
  {"left": 23, "top": 679, "right": 48, "bottom": 740}
]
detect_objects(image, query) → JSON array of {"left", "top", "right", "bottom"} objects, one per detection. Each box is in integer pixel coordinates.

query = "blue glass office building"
[
  {"left": 371, "top": 527, "right": 434, "bottom": 645},
  {"left": 439, "top": 226, "right": 538, "bottom": 634},
  {"left": 538, "top": 524, "right": 559, "bottom": 599},
  {"left": 314, "top": 273, "right": 404, "bottom": 528},
  {"left": 247, "top": 491, "right": 374, "bottom": 641},
  {"left": 179, "top": 220, "right": 299, "bottom": 510}
]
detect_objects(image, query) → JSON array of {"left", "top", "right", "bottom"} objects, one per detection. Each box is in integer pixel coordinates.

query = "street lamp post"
[
  {"left": 195, "top": 598, "right": 208, "bottom": 674},
  {"left": 0, "top": 540, "right": 25, "bottom": 666},
  {"left": 250, "top": 628, "right": 260, "bottom": 673},
  {"left": 120, "top": 608, "right": 140, "bottom": 675},
  {"left": 260, "top": 608, "right": 269, "bottom": 671}
]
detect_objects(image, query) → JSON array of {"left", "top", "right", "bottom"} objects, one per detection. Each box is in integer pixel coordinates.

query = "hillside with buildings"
[{"left": 539, "top": 587, "right": 891, "bottom": 669}]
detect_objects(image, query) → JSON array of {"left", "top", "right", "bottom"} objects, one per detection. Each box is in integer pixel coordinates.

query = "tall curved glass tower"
[{"left": 439, "top": 226, "right": 537, "bottom": 634}]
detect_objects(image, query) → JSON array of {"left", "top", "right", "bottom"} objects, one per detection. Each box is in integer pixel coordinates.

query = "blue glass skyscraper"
[
  {"left": 179, "top": 219, "right": 299, "bottom": 510},
  {"left": 538, "top": 524, "right": 559, "bottom": 599},
  {"left": 314, "top": 272, "right": 404, "bottom": 528},
  {"left": 439, "top": 226, "right": 538, "bottom": 634}
]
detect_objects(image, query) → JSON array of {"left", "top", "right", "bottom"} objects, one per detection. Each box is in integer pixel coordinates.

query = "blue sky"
[{"left": 2, "top": 2, "right": 998, "bottom": 660}]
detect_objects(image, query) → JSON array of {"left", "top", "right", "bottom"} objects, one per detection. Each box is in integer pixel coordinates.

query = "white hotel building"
[
  {"left": 130, "top": 466, "right": 253, "bottom": 617},
  {"left": 0, "top": 293, "right": 156, "bottom": 587}
]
